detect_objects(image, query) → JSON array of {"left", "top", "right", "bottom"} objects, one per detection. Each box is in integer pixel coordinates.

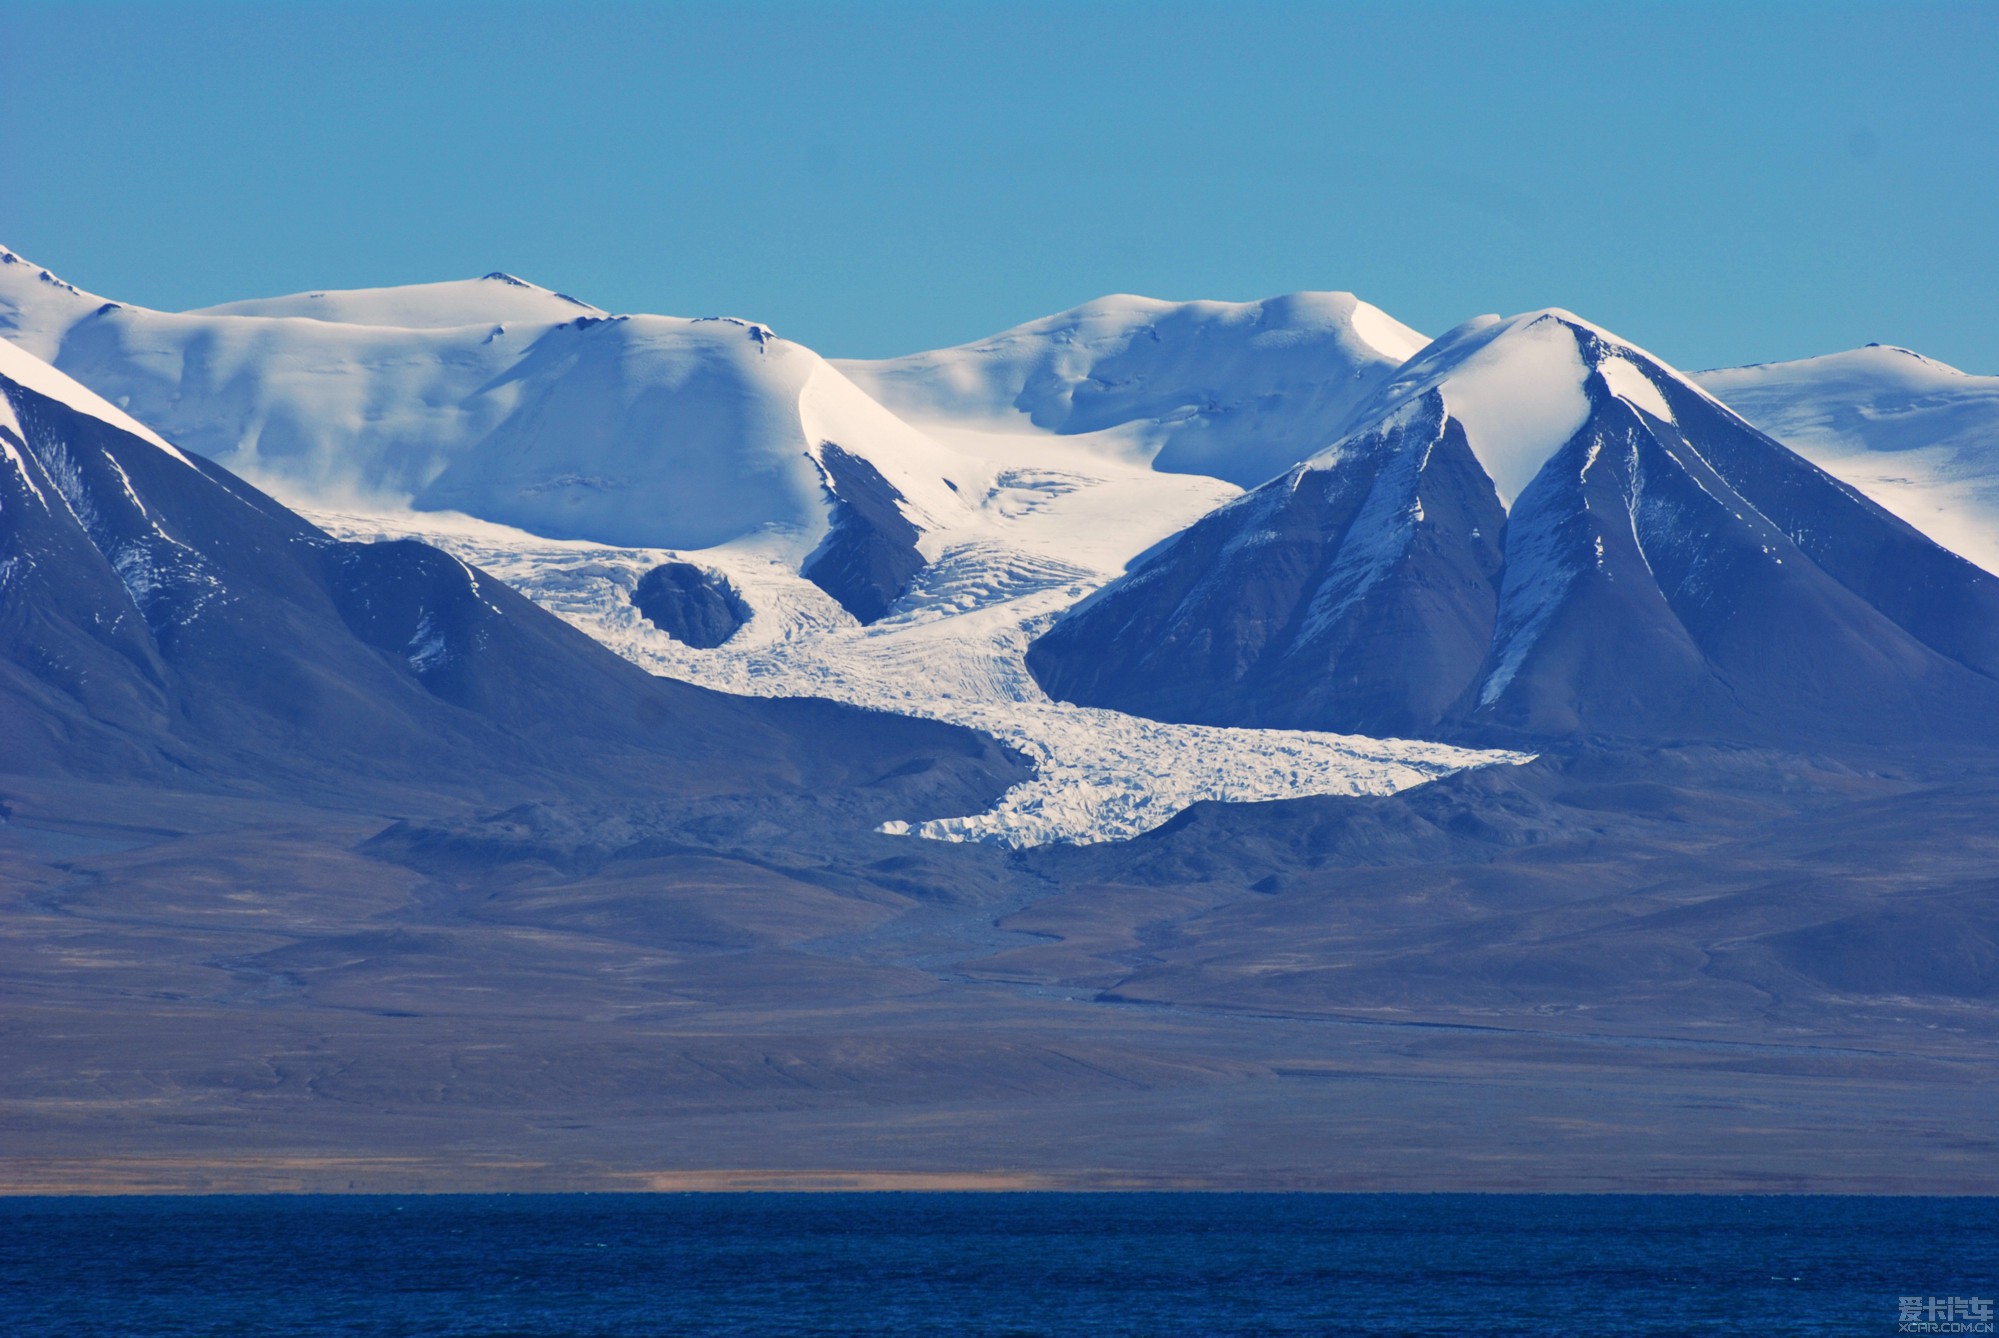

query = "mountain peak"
[
  {"left": 0, "top": 244, "right": 93, "bottom": 299},
  {"left": 183, "top": 275, "right": 607, "bottom": 329},
  {"left": 1860, "top": 342, "right": 1966, "bottom": 375},
  {"left": 1334, "top": 308, "right": 1708, "bottom": 507},
  {"left": 839, "top": 289, "right": 1429, "bottom": 488},
  {"left": 1028, "top": 301, "right": 1999, "bottom": 748}
]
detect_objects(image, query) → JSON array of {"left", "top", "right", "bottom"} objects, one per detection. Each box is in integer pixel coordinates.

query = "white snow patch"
[
  {"left": 0, "top": 390, "right": 49, "bottom": 509},
  {"left": 102, "top": 450, "right": 148, "bottom": 513},
  {"left": 1295, "top": 412, "right": 1445, "bottom": 645},
  {"left": 407, "top": 614, "right": 450, "bottom": 671},
  {"left": 0, "top": 430, "right": 49, "bottom": 510},
  {"left": 1347, "top": 297, "right": 1429, "bottom": 362},
  {"left": 794, "top": 360, "right": 980, "bottom": 533},
  {"left": 1435, "top": 316, "right": 1592, "bottom": 507},
  {"left": 1479, "top": 543, "right": 1583, "bottom": 707},
  {"left": 1599, "top": 356, "right": 1673, "bottom": 421},
  {"left": 0, "top": 245, "right": 113, "bottom": 360}
]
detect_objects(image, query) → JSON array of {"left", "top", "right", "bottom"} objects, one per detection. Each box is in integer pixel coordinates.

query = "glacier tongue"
[{"left": 307, "top": 445, "right": 1524, "bottom": 849}]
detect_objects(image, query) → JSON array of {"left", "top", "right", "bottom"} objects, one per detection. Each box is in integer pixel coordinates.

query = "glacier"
[
  {"left": 21, "top": 249, "right": 1999, "bottom": 841},
  {"left": 306, "top": 432, "right": 1521, "bottom": 849}
]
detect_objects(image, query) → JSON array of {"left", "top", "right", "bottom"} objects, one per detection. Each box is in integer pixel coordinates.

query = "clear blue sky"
[{"left": 4, "top": 1, "right": 1995, "bottom": 371}]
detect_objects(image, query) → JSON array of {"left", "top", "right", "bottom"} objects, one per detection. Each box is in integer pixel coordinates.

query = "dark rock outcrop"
[
  {"left": 630, "top": 561, "right": 751, "bottom": 648},
  {"left": 801, "top": 442, "right": 927, "bottom": 624}
]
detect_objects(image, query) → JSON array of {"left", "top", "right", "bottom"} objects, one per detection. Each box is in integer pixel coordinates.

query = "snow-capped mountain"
[
  {"left": 0, "top": 245, "right": 978, "bottom": 623},
  {"left": 1027, "top": 310, "right": 1999, "bottom": 747},
  {"left": 0, "top": 248, "right": 1453, "bottom": 642},
  {"left": 0, "top": 335, "right": 1022, "bottom": 811},
  {"left": 1, "top": 249, "right": 1536, "bottom": 844},
  {"left": 1695, "top": 345, "right": 1999, "bottom": 576},
  {"left": 18, "top": 241, "right": 1999, "bottom": 836},
  {"left": 839, "top": 291, "right": 1428, "bottom": 488},
  {"left": 185, "top": 271, "right": 607, "bottom": 328}
]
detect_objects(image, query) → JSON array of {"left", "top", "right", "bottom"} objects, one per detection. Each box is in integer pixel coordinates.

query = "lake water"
[{"left": 1, "top": 1193, "right": 1991, "bottom": 1335}]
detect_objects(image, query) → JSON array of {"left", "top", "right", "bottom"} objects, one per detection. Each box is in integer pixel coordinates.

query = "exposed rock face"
[
  {"left": 1028, "top": 313, "right": 1999, "bottom": 749},
  {"left": 630, "top": 561, "right": 751, "bottom": 648},
  {"left": 802, "top": 441, "right": 928, "bottom": 624},
  {"left": 1027, "top": 397, "right": 1506, "bottom": 737},
  {"left": 1693, "top": 344, "right": 1999, "bottom": 578}
]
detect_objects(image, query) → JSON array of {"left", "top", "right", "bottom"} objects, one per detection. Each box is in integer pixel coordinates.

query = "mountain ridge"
[
  {"left": 838, "top": 290, "right": 1427, "bottom": 488},
  {"left": 0, "top": 338, "right": 1026, "bottom": 822},
  {"left": 1695, "top": 344, "right": 1999, "bottom": 576}
]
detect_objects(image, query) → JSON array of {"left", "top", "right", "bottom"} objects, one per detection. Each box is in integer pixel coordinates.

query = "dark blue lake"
[{"left": 1, "top": 1193, "right": 1990, "bottom": 1336}]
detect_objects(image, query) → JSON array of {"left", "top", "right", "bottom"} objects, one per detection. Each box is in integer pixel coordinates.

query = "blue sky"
[{"left": 3, "top": 1, "right": 1994, "bottom": 370}]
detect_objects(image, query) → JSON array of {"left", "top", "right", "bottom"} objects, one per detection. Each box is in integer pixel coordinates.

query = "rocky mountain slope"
[
  {"left": 0, "top": 337, "right": 1023, "bottom": 821},
  {"left": 1027, "top": 311, "right": 1999, "bottom": 748},
  {"left": 1696, "top": 344, "right": 1999, "bottom": 576}
]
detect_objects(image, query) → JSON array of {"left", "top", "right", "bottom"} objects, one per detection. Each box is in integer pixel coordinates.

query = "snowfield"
[
  {"left": 839, "top": 290, "right": 1427, "bottom": 490},
  {"left": 1695, "top": 345, "right": 1999, "bottom": 577}
]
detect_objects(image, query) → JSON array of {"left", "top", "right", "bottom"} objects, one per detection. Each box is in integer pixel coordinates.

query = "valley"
[{"left": 3, "top": 249, "right": 1996, "bottom": 1193}]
